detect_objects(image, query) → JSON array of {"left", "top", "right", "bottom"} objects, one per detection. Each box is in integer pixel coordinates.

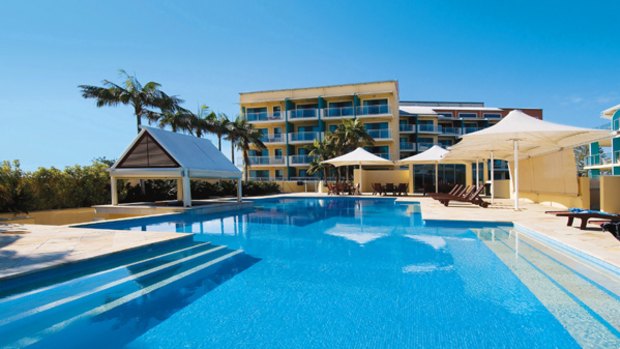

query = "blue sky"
[{"left": 1, "top": 0, "right": 619, "bottom": 170}]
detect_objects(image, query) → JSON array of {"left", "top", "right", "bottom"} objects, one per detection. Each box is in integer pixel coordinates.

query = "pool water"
[{"left": 1, "top": 197, "right": 619, "bottom": 348}]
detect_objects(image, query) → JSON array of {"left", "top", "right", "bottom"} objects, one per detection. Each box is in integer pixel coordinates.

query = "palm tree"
[
  {"left": 79, "top": 70, "right": 182, "bottom": 133},
  {"left": 306, "top": 138, "right": 336, "bottom": 180},
  {"left": 332, "top": 118, "right": 375, "bottom": 153},
  {"left": 156, "top": 107, "right": 194, "bottom": 133},
  {"left": 190, "top": 105, "right": 217, "bottom": 137},
  {"left": 212, "top": 113, "right": 231, "bottom": 151},
  {"left": 227, "top": 116, "right": 266, "bottom": 181}
]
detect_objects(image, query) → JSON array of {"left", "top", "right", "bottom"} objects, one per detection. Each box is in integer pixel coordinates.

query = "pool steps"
[
  {"left": 479, "top": 227, "right": 620, "bottom": 348},
  {"left": 0, "top": 240, "right": 244, "bottom": 347}
]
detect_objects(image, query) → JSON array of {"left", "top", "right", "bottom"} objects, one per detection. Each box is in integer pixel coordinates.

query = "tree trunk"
[
  {"left": 218, "top": 135, "right": 222, "bottom": 151},
  {"left": 230, "top": 144, "right": 235, "bottom": 164}
]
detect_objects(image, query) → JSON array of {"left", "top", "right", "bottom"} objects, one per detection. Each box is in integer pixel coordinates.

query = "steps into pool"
[
  {"left": 0, "top": 239, "right": 247, "bottom": 348},
  {"left": 478, "top": 226, "right": 620, "bottom": 348}
]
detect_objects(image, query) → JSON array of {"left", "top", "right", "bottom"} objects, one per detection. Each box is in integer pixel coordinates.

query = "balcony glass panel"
[
  {"left": 367, "top": 129, "right": 391, "bottom": 139},
  {"left": 324, "top": 106, "right": 355, "bottom": 117},
  {"left": 399, "top": 142, "right": 416, "bottom": 151},
  {"left": 289, "top": 108, "right": 318, "bottom": 119},
  {"left": 290, "top": 155, "right": 315, "bottom": 164},
  {"left": 399, "top": 124, "right": 417, "bottom": 132},
  {"left": 248, "top": 156, "right": 285, "bottom": 165},
  {"left": 289, "top": 132, "right": 320, "bottom": 142},
  {"left": 357, "top": 104, "right": 390, "bottom": 115}
]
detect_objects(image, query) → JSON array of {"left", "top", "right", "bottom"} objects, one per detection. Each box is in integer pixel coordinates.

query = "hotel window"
[
  {"left": 274, "top": 149, "right": 283, "bottom": 158},
  {"left": 327, "top": 101, "right": 354, "bottom": 116},
  {"left": 439, "top": 139, "right": 453, "bottom": 147},
  {"left": 437, "top": 112, "right": 453, "bottom": 118},
  {"left": 246, "top": 107, "right": 268, "bottom": 121},
  {"left": 298, "top": 169, "right": 308, "bottom": 177},
  {"left": 483, "top": 113, "right": 501, "bottom": 119},
  {"left": 275, "top": 169, "right": 283, "bottom": 179},
  {"left": 273, "top": 106, "right": 281, "bottom": 118},
  {"left": 293, "top": 103, "right": 318, "bottom": 118},
  {"left": 362, "top": 98, "right": 389, "bottom": 114},
  {"left": 458, "top": 113, "right": 478, "bottom": 118}
]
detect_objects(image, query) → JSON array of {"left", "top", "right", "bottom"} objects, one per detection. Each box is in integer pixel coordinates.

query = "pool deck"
[
  {"left": 1, "top": 194, "right": 619, "bottom": 280},
  {"left": 0, "top": 224, "right": 185, "bottom": 280}
]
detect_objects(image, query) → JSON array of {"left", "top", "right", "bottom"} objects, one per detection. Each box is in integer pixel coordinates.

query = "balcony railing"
[
  {"left": 399, "top": 124, "right": 417, "bottom": 133},
  {"left": 288, "top": 108, "right": 319, "bottom": 119},
  {"left": 367, "top": 129, "right": 391, "bottom": 140},
  {"left": 247, "top": 156, "right": 285, "bottom": 166},
  {"left": 586, "top": 151, "right": 620, "bottom": 167},
  {"left": 417, "top": 142, "right": 436, "bottom": 152},
  {"left": 463, "top": 127, "right": 480, "bottom": 134},
  {"left": 417, "top": 124, "right": 440, "bottom": 133},
  {"left": 400, "top": 142, "right": 416, "bottom": 151},
  {"left": 245, "top": 112, "right": 283, "bottom": 122},
  {"left": 288, "top": 132, "right": 321, "bottom": 143},
  {"left": 441, "top": 127, "right": 461, "bottom": 136},
  {"left": 356, "top": 104, "right": 390, "bottom": 116},
  {"left": 323, "top": 106, "right": 355, "bottom": 118},
  {"left": 614, "top": 119, "right": 620, "bottom": 131},
  {"left": 375, "top": 153, "right": 391, "bottom": 160},
  {"left": 260, "top": 134, "right": 285, "bottom": 143},
  {"left": 289, "top": 154, "right": 316, "bottom": 165}
]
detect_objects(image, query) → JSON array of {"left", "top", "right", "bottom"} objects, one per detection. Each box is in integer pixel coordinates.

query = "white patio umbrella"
[
  {"left": 398, "top": 145, "right": 448, "bottom": 193},
  {"left": 445, "top": 110, "right": 609, "bottom": 210},
  {"left": 322, "top": 147, "right": 393, "bottom": 193}
]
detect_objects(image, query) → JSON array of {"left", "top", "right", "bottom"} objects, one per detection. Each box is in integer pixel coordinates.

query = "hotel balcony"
[
  {"left": 246, "top": 156, "right": 286, "bottom": 166},
  {"left": 462, "top": 127, "right": 481, "bottom": 134},
  {"left": 289, "top": 154, "right": 316, "bottom": 166},
  {"left": 367, "top": 129, "right": 391, "bottom": 141},
  {"left": 441, "top": 127, "right": 461, "bottom": 136},
  {"left": 288, "top": 108, "right": 319, "bottom": 121},
  {"left": 356, "top": 104, "right": 391, "bottom": 118},
  {"left": 245, "top": 111, "right": 284, "bottom": 123},
  {"left": 584, "top": 151, "right": 620, "bottom": 169},
  {"left": 260, "top": 134, "right": 285, "bottom": 144},
  {"left": 288, "top": 132, "right": 322, "bottom": 144},
  {"left": 417, "top": 124, "right": 441, "bottom": 134},
  {"left": 399, "top": 124, "right": 417, "bottom": 133},
  {"left": 374, "top": 153, "right": 392, "bottom": 160},
  {"left": 322, "top": 106, "right": 355, "bottom": 119},
  {"left": 417, "top": 142, "right": 436, "bottom": 152},
  {"left": 399, "top": 142, "right": 416, "bottom": 152}
]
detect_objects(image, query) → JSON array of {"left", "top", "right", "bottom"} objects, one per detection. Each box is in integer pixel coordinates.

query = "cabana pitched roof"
[{"left": 110, "top": 126, "right": 241, "bottom": 179}]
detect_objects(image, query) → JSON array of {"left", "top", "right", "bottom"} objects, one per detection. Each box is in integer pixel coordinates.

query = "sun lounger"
[
  {"left": 601, "top": 222, "right": 620, "bottom": 240},
  {"left": 396, "top": 183, "right": 408, "bottom": 196},
  {"left": 554, "top": 211, "right": 620, "bottom": 230},
  {"left": 431, "top": 185, "right": 472, "bottom": 201},
  {"left": 437, "top": 186, "right": 489, "bottom": 208},
  {"left": 385, "top": 183, "right": 396, "bottom": 196},
  {"left": 429, "top": 184, "right": 462, "bottom": 198},
  {"left": 371, "top": 183, "right": 384, "bottom": 196}
]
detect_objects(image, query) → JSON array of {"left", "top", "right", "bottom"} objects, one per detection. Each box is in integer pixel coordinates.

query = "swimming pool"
[{"left": 1, "top": 197, "right": 619, "bottom": 348}]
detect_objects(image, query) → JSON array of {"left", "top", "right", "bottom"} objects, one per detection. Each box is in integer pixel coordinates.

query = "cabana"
[
  {"left": 109, "top": 126, "right": 242, "bottom": 207},
  {"left": 322, "top": 147, "right": 393, "bottom": 193},
  {"left": 445, "top": 110, "right": 609, "bottom": 210},
  {"left": 398, "top": 145, "right": 448, "bottom": 193}
]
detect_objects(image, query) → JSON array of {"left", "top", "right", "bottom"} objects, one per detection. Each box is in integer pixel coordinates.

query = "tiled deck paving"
[{"left": 0, "top": 224, "right": 185, "bottom": 280}]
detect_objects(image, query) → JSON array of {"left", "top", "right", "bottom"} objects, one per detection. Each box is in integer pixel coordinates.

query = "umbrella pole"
[
  {"left": 476, "top": 158, "right": 480, "bottom": 190},
  {"left": 490, "top": 151, "right": 495, "bottom": 204},
  {"left": 514, "top": 140, "right": 519, "bottom": 210},
  {"left": 435, "top": 162, "right": 439, "bottom": 193},
  {"left": 359, "top": 161, "right": 362, "bottom": 195}
]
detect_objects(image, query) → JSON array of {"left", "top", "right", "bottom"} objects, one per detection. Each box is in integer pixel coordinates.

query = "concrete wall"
[
  {"left": 0, "top": 207, "right": 98, "bottom": 225},
  {"left": 600, "top": 176, "right": 620, "bottom": 213},
  {"left": 353, "top": 169, "right": 410, "bottom": 193},
  {"left": 518, "top": 177, "right": 590, "bottom": 209},
  {"left": 276, "top": 180, "right": 319, "bottom": 193},
  {"left": 493, "top": 180, "right": 511, "bottom": 198}
]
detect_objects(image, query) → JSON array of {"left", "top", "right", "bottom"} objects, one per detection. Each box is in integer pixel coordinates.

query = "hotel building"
[
  {"left": 586, "top": 104, "right": 620, "bottom": 176},
  {"left": 239, "top": 81, "right": 542, "bottom": 190}
]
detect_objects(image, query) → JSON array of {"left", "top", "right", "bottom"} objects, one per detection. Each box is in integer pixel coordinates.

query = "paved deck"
[{"left": 0, "top": 224, "right": 185, "bottom": 280}]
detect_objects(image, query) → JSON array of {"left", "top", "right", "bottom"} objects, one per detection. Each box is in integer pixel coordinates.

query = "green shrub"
[{"left": 0, "top": 160, "right": 35, "bottom": 213}]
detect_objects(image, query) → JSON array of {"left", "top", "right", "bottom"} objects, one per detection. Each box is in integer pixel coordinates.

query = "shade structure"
[
  {"left": 444, "top": 110, "right": 609, "bottom": 210},
  {"left": 398, "top": 145, "right": 448, "bottom": 193},
  {"left": 322, "top": 147, "right": 393, "bottom": 193}
]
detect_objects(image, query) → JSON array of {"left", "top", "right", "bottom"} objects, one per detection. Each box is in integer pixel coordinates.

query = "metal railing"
[
  {"left": 417, "top": 124, "right": 440, "bottom": 133},
  {"left": 288, "top": 108, "right": 319, "bottom": 119},
  {"left": 246, "top": 156, "right": 285, "bottom": 165},
  {"left": 441, "top": 127, "right": 461, "bottom": 136},
  {"left": 288, "top": 132, "right": 321, "bottom": 142},
  {"left": 323, "top": 106, "right": 355, "bottom": 118},
  {"left": 289, "top": 154, "right": 317, "bottom": 164},
  {"left": 400, "top": 142, "right": 416, "bottom": 151},
  {"left": 245, "top": 112, "right": 283, "bottom": 122},
  {"left": 463, "top": 127, "right": 480, "bottom": 134},
  {"left": 260, "top": 134, "right": 285, "bottom": 143},
  {"left": 417, "top": 142, "right": 436, "bottom": 152},
  {"left": 367, "top": 129, "right": 391, "bottom": 139},
  {"left": 356, "top": 104, "right": 390, "bottom": 116},
  {"left": 399, "top": 124, "right": 417, "bottom": 133},
  {"left": 586, "top": 151, "right": 620, "bottom": 167}
]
